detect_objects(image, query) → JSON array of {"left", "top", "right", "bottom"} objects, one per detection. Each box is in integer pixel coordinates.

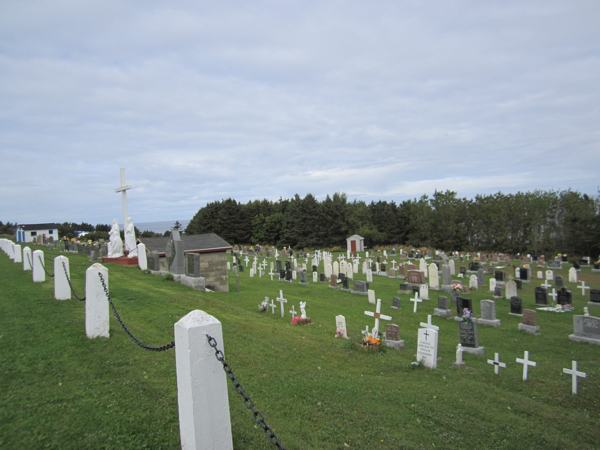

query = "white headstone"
[
  {"left": 13, "top": 244, "right": 22, "bottom": 263},
  {"left": 22, "top": 246, "right": 32, "bottom": 271},
  {"left": 505, "top": 280, "right": 517, "bottom": 299},
  {"left": 489, "top": 278, "right": 497, "bottom": 292},
  {"left": 417, "top": 328, "right": 438, "bottom": 369},
  {"left": 366, "top": 269, "right": 373, "bottom": 283},
  {"left": 333, "top": 261, "right": 339, "bottom": 276},
  {"left": 336, "top": 315, "right": 348, "bottom": 339},
  {"left": 419, "top": 284, "right": 429, "bottom": 300},
  {"left": 32, "top": 250, "right": 45, "bottom": 282},
  {"left": 568, "top": 267, "right": 578, "bottom": 283},
  {"left": 428, "top": 263, "right": 439, "bottom": 290},
  {"left": 367, "top": 289, "right": 376, "bottom": 305},
  {"left": 449, "top": 259, "right": 456, "bottom": 275},
  {"left": 469, "top": 274, "right": 478, "bottom": 290},
  {"left": 546, "top": 270, "right": 554, "bottom": 281},
  {"left": 419, "top": 258, "right": 427, "bottom": 276},
  {"left": 137, "top": 243, "right": 147, "bottom": 270},
  {"left": 313, "top": 271, "right": 318, "bottom": 283}
]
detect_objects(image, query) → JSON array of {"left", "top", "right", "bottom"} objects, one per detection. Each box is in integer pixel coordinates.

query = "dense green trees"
[{"left": 184, "top": 189, "right": 600, "bottom": 258}]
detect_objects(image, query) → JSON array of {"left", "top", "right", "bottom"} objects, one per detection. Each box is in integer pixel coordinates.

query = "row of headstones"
[{"left": 0, "top": 239, "right": 237, "bottom": 447}]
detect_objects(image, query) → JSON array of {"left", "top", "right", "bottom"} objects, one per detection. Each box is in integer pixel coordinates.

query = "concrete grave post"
[
  {"left": 54, "top": 256, "right": 71, "bottom": 300},
  {"left": 174, "top": 310, "right": 233, "bottom": 450},
  {"left": 22, "top": 246, "right": 32, "bottom": 271},
  {"left": 85, "top": 263, "right": 109, "bottom": 338},
  {"left": 32, "top": 250, "right": 45, "bottom": 282}
]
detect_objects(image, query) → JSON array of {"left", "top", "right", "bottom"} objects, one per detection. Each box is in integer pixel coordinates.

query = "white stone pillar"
[
  {"left": 138, "top": 243, "right": 147, "bottom": 270},
  {"left": 85, "top": 263, "right": 109, "bottom": 338},
  {"left": 23, "top": 247, "right": 32, "bottom": 271},
  {"left": 54, "top": 256, "right": 71, "bottom": 300},
  {"left": 14, "top": 244, "right": 22, "bottom": 263},
  {"left": 32, "top": 250, "right": 45, "bottom": 282},
  {"left": 175, "top": 310, "right": 233, "bottom": 450}
]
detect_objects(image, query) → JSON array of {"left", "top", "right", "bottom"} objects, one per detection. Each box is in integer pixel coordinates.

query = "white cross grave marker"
[
  {"left": 289, "top": 306, "right": 297, "bottom": 319},
  {"left": 411, "top": 293, "right": 422, "bottom": 313},
  {"left": 268, "top": 270, "right": 275, "bottom": 281},
  {"left": 276, "top": 290, "right": 288, "bottom": 318},
  {"left": 364, "top": 298, "right": 392, "bottom": 339},
  {"left": 516, "top": 351, "right": 537, "bottom": 381},
  {"left": 549, "top": 288, "right": 558, "bottom": 303},
  {"left": 362, "top": 325, "right": 370, "bottom": 339},
  {"left": 563, "top": 361, "right": 587, "bottom": 395},
  {"left": 244, "top": 256, "right": 249, "bottom": 266},
  {"left": 269, "top": 299, "right": 276, "bottom": 314},
  {"left": 115, "top": 168, "right": 133, "bottom": 228},
  {"left": 487, "top": 353, "right": 507, "bottom": 375},
  {"left": 419, "top": 315, "right": 439, "bottom": 333},
  {"left": 578, "top": 281, "right": 590, "bottom": 296}
]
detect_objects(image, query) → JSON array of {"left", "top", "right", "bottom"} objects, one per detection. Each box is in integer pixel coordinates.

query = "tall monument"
[{"left": 115, "top": 168, "right": 132, "bottom": 229}]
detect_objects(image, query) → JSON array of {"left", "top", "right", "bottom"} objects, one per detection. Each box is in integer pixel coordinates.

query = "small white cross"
[
  {"left": 516, "top": 351, "right": 537, "bottom": 381},
  {"left": 269, "top": 299, "right": 276, "bottom": 314},
  {"left": 289, "top": 305, "right": 297, "bottom": 319},
  {"left": 364, "top": 298, "right": 392, "bottom": 339},
  {"left": 541, "top": 281, "right": 552, "bottom": 289},
  {"left": 276, "top": 290, "right": 288, "bottom": 318},
  {"left": 578, "top": 281, "right": 590, "bottom": 296},
  {"left": 391, "top": 260, "right": 397, "bottom": 270},
  {"left": 362, "top": 325, "right": 370, "bottom": 338},
  {"left": 487, "top": 353, "right": 507, "bottom": 375},
  {"left": 244, "top": 256, "right": 249, "bottom": 265},
  {"left": 411, "top": 293, "right": 422, "bottom": 313},
  {"left": 563, "top": 361, "right": 587, "bottom": 395},
  {"left": 268, "top": 271, "right": 275, "bottom": 281},
  {"left": 549, "top": 288, "right": 558, "bottom": 303}
]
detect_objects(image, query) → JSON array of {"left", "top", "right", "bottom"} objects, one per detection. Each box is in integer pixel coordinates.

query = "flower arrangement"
[
  {"left": 363, "top": 336, "right": 380, "bottom": 345},
  {"left": 334, "top": 330, "right": 349, "bottom": 339},
  {"left": 452, "top": 283, "right": 465, "bottom": 292},
  {"left": 462, "top": 308, "right": 473, "bottom": 323}
]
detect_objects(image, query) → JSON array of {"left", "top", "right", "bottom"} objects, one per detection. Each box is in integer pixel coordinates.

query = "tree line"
[{"left": 184, "top": 190, "right": 600, "bottom": 258}]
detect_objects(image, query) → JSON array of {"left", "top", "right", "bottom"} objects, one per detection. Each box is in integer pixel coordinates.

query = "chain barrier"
[
  {"left": 62, "top": 261, "right": 86, "bottom": 301},
  {"left": 38, "top": 255, "right": 55, "bottom": 277},
  {"left": 206, "top": 334, "right": 287, "bottom": 449},
  {"left": 97, "top": 272, "right": 175, "bottom": 352},
  {"left": 27, "top": 252, "right": 33, "bottom": 269}
]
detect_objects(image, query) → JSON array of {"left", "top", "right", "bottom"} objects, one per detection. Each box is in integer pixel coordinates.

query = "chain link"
[
  {"left": 62, "top": 261, "right": 86, "bottom": 301},
  {"left": 206, "top": 334, "right": 287, "bottom": 449},
  {"left": 97, "top": 272, "right": 175, "bottom": 352},
  {"left": 38, "top": 255, "right": 55, "bottom": 277},
  {"left": 27, "top": 252, "right": 33, "bottom": 269}
]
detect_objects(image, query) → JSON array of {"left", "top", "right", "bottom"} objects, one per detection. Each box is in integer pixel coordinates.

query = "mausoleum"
[
  {"left": 346, "top": 234, "right": 365, "bottom": 254},
  {"left": 142, "top": 233, "right": 232, "bottom": 292}
]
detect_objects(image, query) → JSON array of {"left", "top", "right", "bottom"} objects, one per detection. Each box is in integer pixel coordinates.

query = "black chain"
[
  {"left": 206, "top": 334, "right": 287, "bottom": 449},
  {"left": 27, "top": 252, "right": 33, "bottom": 269},
  {"left": 62, "top": 261, "right": 86, "bottom": 301},
  {"left": 97, "top": 272, "right": 175, "bottom": 352},
  {"left": 38, "top": 255, "right": 55, "bottom": 277}
]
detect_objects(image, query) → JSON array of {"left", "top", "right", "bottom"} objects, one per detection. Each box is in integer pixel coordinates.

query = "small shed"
[
  {"left": 16, "top": 223, "right": 60, "bottom": 243},
  {"left": 346, "top": 235, "right": 364, "bottom": 254},
  {"left": 141, "top": 233, "right": 232, "bottom": 292}
]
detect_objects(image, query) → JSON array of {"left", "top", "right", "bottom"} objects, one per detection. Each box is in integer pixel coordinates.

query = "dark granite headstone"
[
  {"left": 285, "top": 269, "right": 292, "bottom": 281},
  {"left": 330, "top": 274, "right": 337, "bottom": 287},
  {"left": 515, "top": 279, "right": 522, "bottom": 290},
  {"left": 460, "top": 266, "right": 466, "bottom": 275},
  {"left": 279, "top": 269, "right": 285, "bottom": 280},
  {"left": 300, "top": 271, "right": 307, "bottom": 283},
  {"left": 342, "top": 277, "right": 349, "bottom": 289},
  {"left": 495, "top": 271, "right": 505, "bottom": 282},
  {"left": 535, "top": 286, "right": 548, "bottom": 306},
  {"left": 456, "top": 297, "right": 472, "bottom": 317},
  {"left": 557, "top": 287, "right": 572, "bottom": 305},
  {"left": 555, "top": 276, "right": 564, "bottom": 287},
  {"left": 392, "top": 297, "right": 401, "bottom": 309},
  {"left": 320, "top": 273, "right": 325, "bottom": 282},
  {"left": 387, "top": 324, "right": 399, "bottom": 341},
  {"left": 459, "top": 320, "right": 479, "bottom": 348},
  {"left": 355, "top": 281, "right": 368, "bottom": 292},
  {"left": 519, "top": 269, "right": 528, "bottom": 280},
  {"left": 468, "top": 262, "right": 481, "bottom": 271},
  {"left": 510, "top": 296, "right": 523, "bottom": 315},
  {"left": 494, "top": 286, "right": 502, "bottom": 297},
  {"left": 590, "top": 289, "right": 600, "bottom": 304}
]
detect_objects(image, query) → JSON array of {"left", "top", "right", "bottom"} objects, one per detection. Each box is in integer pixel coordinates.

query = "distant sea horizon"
[{"left": 121, "top": 219, "right": 191, "bottom": 234}]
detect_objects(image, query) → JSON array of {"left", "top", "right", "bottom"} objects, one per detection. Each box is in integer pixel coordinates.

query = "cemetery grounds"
[{"left": 1, "top": 244, "right": 599, "bottom": 450}]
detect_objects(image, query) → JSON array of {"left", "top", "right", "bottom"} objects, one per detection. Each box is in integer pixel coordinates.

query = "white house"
[
  {"left": 16, "top": 223, "right": 61, "bottom": 243},
  {"left": 346, "top": 234, "right": 365, "bottom": 254}
]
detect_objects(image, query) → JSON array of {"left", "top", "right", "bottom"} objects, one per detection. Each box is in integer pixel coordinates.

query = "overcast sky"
[{"left": 1, "top": 1, "right": 599, "bottom": 226}]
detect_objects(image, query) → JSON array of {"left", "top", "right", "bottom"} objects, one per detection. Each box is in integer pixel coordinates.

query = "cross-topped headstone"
[
  {"left": 276, "top": 290, "right": 288, "bottom": 318},
  {"left": 364, "top": 298, "right": 392, "bottom": 339},
  {"left": 487, "top": 353, "right": 507, "bottom": 375},
  {"left": 516, "top": 351, "right": 537, "bottom": 381},
  {"left": 563, "top": 361, "right": 587, "bottom": 395},
  {"left": 289, "top": 306, "right": 297, "bottom": 319},
  {"left": 115, "top": 168, "right": 132, "bottom": 228},
  {"left": 268, "top": 270, "right": 275, "bottom": 281}
]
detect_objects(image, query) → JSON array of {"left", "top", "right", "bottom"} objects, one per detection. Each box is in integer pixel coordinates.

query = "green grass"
[{"left": 1, "top": 245, "right": 599, "bottom": 449}]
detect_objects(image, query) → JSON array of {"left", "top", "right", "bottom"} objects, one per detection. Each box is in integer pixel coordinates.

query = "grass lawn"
[{"left": 1, "top": 244, "right": 599, "bottom": 449}]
